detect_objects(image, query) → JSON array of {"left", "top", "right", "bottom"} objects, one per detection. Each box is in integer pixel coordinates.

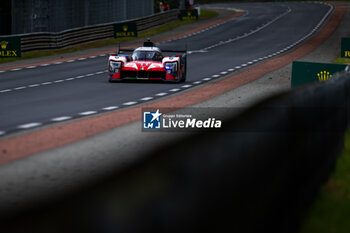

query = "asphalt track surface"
[{"left": 0, "top": 2, "right": 332, "bottom": 137}]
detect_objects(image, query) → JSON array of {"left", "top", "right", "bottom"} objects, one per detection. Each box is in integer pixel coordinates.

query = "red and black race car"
[{"left": 108, "top": 40, "right": 187, "bottom": 82}]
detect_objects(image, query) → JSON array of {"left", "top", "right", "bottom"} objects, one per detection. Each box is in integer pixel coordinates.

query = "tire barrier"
[
  {"left": 2, "top": 73, "right": 350, "bottom": 233},
  {"left": 1, "top": 10, "right": 179, "bottom": 53}
]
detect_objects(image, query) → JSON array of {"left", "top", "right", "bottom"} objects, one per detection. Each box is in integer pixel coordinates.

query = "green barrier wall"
[{"left": 291, "top": 61, "right": 347, "bottom": 87}]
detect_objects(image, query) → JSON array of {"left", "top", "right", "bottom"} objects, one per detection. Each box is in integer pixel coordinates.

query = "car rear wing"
[
  {"left": 116, "top": 44, "right": 133, "bottom": 54},
  {"left": 116, "top": 48, "right": 187, "bottom": 55},
  {"left": 114, "top": 43, "right": 187, "bottom": 56}
]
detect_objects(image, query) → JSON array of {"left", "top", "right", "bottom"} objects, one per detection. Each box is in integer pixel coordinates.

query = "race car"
[{"left": 108, "top": 40, "right": 187, "bottom": 82}]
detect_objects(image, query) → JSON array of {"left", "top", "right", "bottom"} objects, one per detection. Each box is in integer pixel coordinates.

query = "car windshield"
[{"left": 132, "top": 50, "right": 161, "bottom": 61}]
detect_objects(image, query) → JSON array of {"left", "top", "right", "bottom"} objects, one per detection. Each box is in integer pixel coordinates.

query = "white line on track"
[
  {"left": 102, "top": 106, "right": 119, "bottom": 110},
  {"left": 26, "top": 66, "right": 37, "bottom": 69},
  {"left": 140, "top": 97, "right": 154, "bottom": 101},
  {"left": 28, "top": 84, "right": 40, "bottom": 87},
  {"left": 14, "top": 86, "right": 26, "bottom": 90},
  {"left": 0, "top": 131, "right": 5, "bottom": 136},
  {"left": 54, "top": 62, "right": 63, "bottom": 65},
  {"left": 169, "top": 88, "right": 180, "bottom": 92},
  {"left": 158, "top": 8, "right": 246, "bottom": 45},
  {"left": 193, "top": 81, "right": 202, "bottom": 84},
  {"left": 79, "top": 111, "right": 97, "bottom": 116},
  {"left": 203, "top": 78, "right": 212, "bottom": 81},
  {"left": 51, "top": 116, "right": 72, "bottom": 122},
  {"left": 89, "top": 56, "right": 97, "bottom": 58},
  {"left": 78, "top": 58, "right": 87, "bottom": 61},
  {"left": 11, "top": 68, "right": 22, "bottom": 71},
  {"left": 220, "top": 71, "right": 228, "bottom": 75},
  {"left": 123, "top": 101, "right": 137, "bottom": 106},
  {"left": 228, "top": 68, "right": 235, "bottom": 72},
  {"left": 40, "top": 64, "right": 49, "bottom": 67},
  {"left": 17, "top": 122, "right": 42, "bottom": 129},
  {"left": 201, "top": 7, "right": 291, "bottom": 52},
  {"left": 211, "top": 74, "right": 220, "bottom": 78},
  {"left": 66, "top": 60, "right": 75, "bottom": 63},
  {"left": 3, "top": 69, "right": 104, "bottom": 94},
  {"left": 182, "top": 85, "right": 192, "bottom": 88},
  {"left": 156, "top": 92, "right": 167, "bottom": 96},
  {"left": 0, "top": 89, "right": 11, "bottom": 93},
  {"left": 53, "top": 80, "right": 64, "bottom": 83}
]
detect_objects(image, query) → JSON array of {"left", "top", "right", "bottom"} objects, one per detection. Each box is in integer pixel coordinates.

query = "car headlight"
[
  {"left": 164, "top": 62, "right": 178, "bottom": 75},
  {"left": 109, "top": 61, "right": 122, "bottom": 73}
]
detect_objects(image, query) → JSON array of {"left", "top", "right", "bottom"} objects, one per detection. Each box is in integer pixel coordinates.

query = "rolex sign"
[
  {"left": 0, "top": 36, "right": 21, "bottom": 58},
  {"left": 114, "top": 22, "right": 138, "bottom": 38}
]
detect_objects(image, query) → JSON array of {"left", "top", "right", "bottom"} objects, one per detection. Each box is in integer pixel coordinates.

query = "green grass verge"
[
  {"left": 0, "top": 9, "right": 218, "bottom": 65},
  {"left": 299, "top": 130, "right": 350, "bottom": 233},
  {"left": 299, "top": 57, "right": 350, "bottom": 233},
  {"left": 198, "top": 8, "right": 219, "bottom": 19},
  {"left": 333, "top": 57, "right": 350, "bottom": 65}
]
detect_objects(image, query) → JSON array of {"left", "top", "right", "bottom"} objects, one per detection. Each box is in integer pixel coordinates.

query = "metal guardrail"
[{"left": 16, "top": 10, "right": 179, "bottom": 52}]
